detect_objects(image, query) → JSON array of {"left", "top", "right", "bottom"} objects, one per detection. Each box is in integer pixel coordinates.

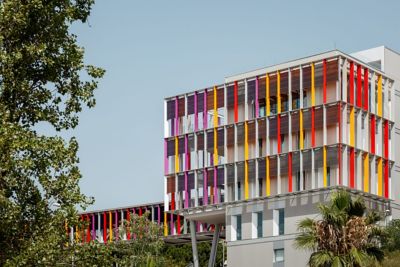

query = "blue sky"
[{"left": 71, "top": 0, "right": 400, "bottom": 211}]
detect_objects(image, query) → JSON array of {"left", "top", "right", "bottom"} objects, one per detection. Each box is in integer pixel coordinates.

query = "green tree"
[
  {"left": 382, "top": 219, "right": 400, "bottom": 252},
  {"left": 294, "top": 190, "right": 385, "bottom": 267},
  {"left": 0, "top": 0, "right": 104, "bottom": 265}
]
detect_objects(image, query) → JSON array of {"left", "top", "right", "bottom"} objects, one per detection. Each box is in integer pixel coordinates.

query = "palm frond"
[
  {"left": 295, "top": 232, "right": 317, "bottom": 251},
  {"left": 298, "top": 218, "right": 316, "bottom": 231},
  {"left": 309, "top": 250, "right": 333, "bottom": 267}
]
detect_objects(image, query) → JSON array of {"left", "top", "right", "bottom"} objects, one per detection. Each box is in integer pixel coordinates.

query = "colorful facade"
[{"left": 164, "top": 48, "right": 395, "bottom": 231}]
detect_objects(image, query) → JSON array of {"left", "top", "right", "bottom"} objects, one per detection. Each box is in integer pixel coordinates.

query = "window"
[
  {"left": 274, "top": 248, "right": 284, "bottom": 263},
  {"left": 232, "top": 215, "right": 242, "bottom": 241},
  {"left": 252, "top": 212, "right": 263, "bottom": 238},
  {"left": 273, "top": 208, "right": 285, "bottom": 236}
]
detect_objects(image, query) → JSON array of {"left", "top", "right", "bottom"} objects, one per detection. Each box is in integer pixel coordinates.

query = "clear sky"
[{"left": 71, "top": 0, "right": 400, "bottom": 211}]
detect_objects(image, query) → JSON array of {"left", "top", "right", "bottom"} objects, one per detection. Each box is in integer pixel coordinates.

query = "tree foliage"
[
  {"left": 294, "top": 190, "right": 385, "bottom": 267},
  {"left": 0, "top": 0, "right": 104, "bottom": 265}
]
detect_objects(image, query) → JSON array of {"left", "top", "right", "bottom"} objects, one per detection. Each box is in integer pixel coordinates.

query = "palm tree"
[{"left": 295, "top": 190, "right": 385, "bottom": 267}]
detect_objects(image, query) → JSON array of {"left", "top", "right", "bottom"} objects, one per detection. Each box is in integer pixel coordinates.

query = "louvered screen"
[
  {"left": 258, "top": 158, "right": 266, "bottom": 179},
  {"left": 237, "top": 162, "right": 244, "bottom": 181},
  {"left": 280, "top": 72, "right": 289, "bottom": 95},
  {"left": 258, "top": 77, "right": 266, "bottom": 99},
  {"left": 269, "top": 157, "right": 277, "bottom": 178},
  {"left": 291, "top": 112, "right": 300, "bottom": 132},
  {"left": 315, "top": 63, "right": 323, "bottom": 89},
  {"left": 207, "top": 169, "right": 214, "bottom": 186},
  {"left": 227, "top": 85, "right": 235, "bottom": 108},
  {"left": 292, "top": 152, "right": 300, "bottom": 173},
  {"left": 218, "top": 128, "right": 224, "bottom": 156},
  {"left": 248, "top": 160, "right": 256, "bottom": 181},
  {"left": 187, "top": 95, "right": 195, "bottom": 115},
  {"left": 206, "top": 90, "right": 214, "bottom": 111},
  {"left": 291, "top": 68, "right": 300, "bottom": 92},
  {"left": 280, "top": 115, "right": 289, "bottom": 134},
  {"left": 197, "top": 133, "right": 204, "bottom": 150},
  {"left": 326, "top": 104, "right": 339, "bottom": 126},
  {"left": 303, "top": 65, "right": 311, "bottom": 90},
  {"left": 217, "top": 88, "right": 224, "bottom": 108},
  {"left": 303, "top": 150, "right": 312, "bottom": 171},
  {"left": 327, "top": 146, "right": 339, "bottom": 166},
  {"left": 269, "top": 117, "right": 277, "bottom": 138},
  {"left": 270, "top": 75, "right": 277, "bottom": 97},
  {"left": 217, "top": 167, "right": 224, "bottom": 186},
  {"left": 303, "top": 109, "right": 312, "bottom": 130},
  {"left": 167, "top": 139, "right": 175, "bottom": 156},
  {"left": 227, "top": 164, "right": 235, "bottom": 184},
  {"left": 197, "top": 92, "right": 204, "bottom": 112},
  {"left": 238, "top": 83, "right": 245, "bottom": 105},
  {"left": 178, "top": 174, "right": 185, "bottom": 191},
  {"left": 248, "top": 122, "right": 256, "bottom": 142},
  {"left": 227, "top": 126, "right": 235, "bottom": 146},
  {"left": 197, "top": 170, "right": 204, "bottom": 188},
  {"left": 178, "top": 137, "right": 185, "bottom": 154},
  {"left": 327, "top": 59, "right": 338, "bottom": 84},
  {"left": 188, "top": 172, "right": 195, "bottom": 190},
  {"left": 315, "top": 107, "right": 323, "bottom": 128},
  {"left": 248, "top": 80, "right": 256, "bottom": 103},
  {"left": 167, "top": 100, "right": 175, "bottom": 120},
  {"left": 167, "top": 176, "right": 175, "bottom": 193},
  {"left": 314, "top": 148, "right": 323, "bottom": 169},
  {"left": 258, "top": 119, "right": 266, "bottom": 139},
  {"left": 237, "top": 124, "right": 245, "bottom": 144},
  {"left": 207, "top": 131, "right": 214, "bottom": 151},
  {"left": 188, "top": 135, "right": 195, "bottom": 152},
  {"left": 178, "top": 98, "right": 185, "bottom": 117},
  {"left": 280, "top": 154, "right": 288, "bottom": 175}
]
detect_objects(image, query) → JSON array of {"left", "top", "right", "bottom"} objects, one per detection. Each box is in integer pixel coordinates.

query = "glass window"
[
  {"left": 274, "top": 249, "right": 284, "bottom": 263},
  {"left": 257, "top": 212, "right": 263, "bottom": 238},
  {"left": 279, "top": 209, "right": 285, "bottom": 235},
  {"left": 235, "top": 215, "right": 242, "bottom": 241}
]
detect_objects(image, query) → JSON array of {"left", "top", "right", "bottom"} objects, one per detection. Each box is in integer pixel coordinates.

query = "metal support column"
[
  {"left": 208, "top": 224, "right": 221, "bottom": 267},
  {"left": 190, "top": 220, "right": 199, "bottom": 267}
]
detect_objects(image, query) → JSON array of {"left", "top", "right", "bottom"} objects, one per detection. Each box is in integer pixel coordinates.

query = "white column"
[
  {"left": 300, "top": 65, "right": 304, "bottom": 108},
  {"left": 277, "top": 156, "right": 281, "bottom": 194},
  {"left": 341, "top": 58, "right": 348, "bottom": 102},
  {"left": 370, "top": 72, "right": 376, "bottom": 114},
  {"left": 244, "top": 79, "right": 249, "bottom": 120},
  {"left": 342, "top": 146, "right": 348, "bottom": 186},
  {"left": 190, "top": 220, "right": 199, "bottom": 267},
  {"left": 311, "top": 150, "right": 315, "bottom": 189}
]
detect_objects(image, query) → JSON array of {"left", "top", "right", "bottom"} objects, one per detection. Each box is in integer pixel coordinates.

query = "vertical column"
[
  {"left": 194, "top": 92, "right": 198, "bottom": 131},
  {"left": 311, "top": 62, "right": 315, "bottom": 106},
  {"left": 126, "top": 209, "right": 131, "bottom": 240},
  {"left": 175, "top": 96, "right": 179, "bottom": 135},
  {"left": 204, "top": 168, "right": 208, "bottom": 205},
  {"left": 311, "top": 108, "right": 315, "bottom": 147},
  {"left": 349, "top": 148, "right": 355, "bottom": 188},
  {"left": 277, "top": 71, "right": 281, "bottom": 113},
  {"left": 349, "top": 62, "right": 354, "bottom": 105},
  {"left": 377, "top": 75, "right": 382, "bottom": 117},
  {"left": 214, "top": 128, "right": 218, "bottom": 165},
  {"left": 288, "top": 68, "right": 292, "bottom": 111},
  {"left": 357, "top": 64, "right": 362, "bottom": 107},
  {"left": 214, "top": 86, "right": 218, "bottom": 128},
  {"left": 323, "top": 59, "right": 327, "bottom": 103},
  {"left": 384, "top": 120, "right": 389, "bottom": 158},
  {"left": 323, "top": 147, "right": 327, "bottom": 187},
  {"left": 266, "top": 156, "right": 270, "bottom": 196},
  {"left": 370, "top": 115, "right": 375, "bottom": 154},
  {"left": 204, "top": 90, "right": 208, "bottom": 129},
  {"left": 244, "top": 79, "right": 248, "bottom": 120},
  {"left": 338, "top": 103, "right": 342, "bottom": 185},
  {"left": 266, "top": 74, "right": 270, "bottom": 116},
  {"left": 299, "top": 110, "right": 304, "bottom": 149},
  {"left": 363, "top": 154, "right": 369, "bottom": 193},
  {"left": 91, "top": 214, "right": 95, "bottom": 241},
  {"left": 364, "top": 68, "right": 369, "bottom": 111},
  {"left": 103, "top": 212, "right": 107, "bottom": 243},
  {"left": 175, "top": 137, "right": 179, "bottom": 172},
  {"left": 350, "top": 107, "right": 355, "bottom": 147},
  {"left": 158, "top": 205, "right": 161, "bottom": 225},
  {"left": 288, "top": 152, "right": 292, "bottom": 192},
  {"left": 300, "top": 66, "right": 304, "bottom": 108},
  {"left": 164, "top": 212, "right": 168, "bottom": 236},
  {"left": 234, "top": 81, "right": 238, "bottom": 122},
  {"left": 244, "top": 122, "right": 249, "bottom": 199},
  {"left": 255, "top": 77, "right": 259, "bottom": 118},
  {"left": 384, "top": 160, "right": 389, "bottom": 198},
  {"left": 377, "top": 158, "right": 382, "bottom": 196},
  {"left": 341, "top": 58, "right": 348, "bottom": 102},
  {"left": 109, "top": 211, "right": 112, "bottom": 242},
  {"left": 114, "top": 211, "right": 118, "bottom": 241},
  {"left": 277, "top": 115, "right": 281, "bottom": 153},
  {"left": 177, "top": 214, "right": 181, "bottom": 235},
  {"left": 214, "top": 167, "right": 218, "bottom": 203}
]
